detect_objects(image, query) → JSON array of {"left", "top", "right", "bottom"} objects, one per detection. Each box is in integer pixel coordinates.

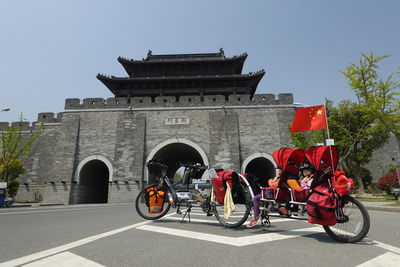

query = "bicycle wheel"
[
  {"left": 213, "top": 183, "right": 251, "bottom": 228},
  {"left": 323, "top": 195, "right": 370, "bottom": 243},
  {"left": 135, "top": 185, "right": 171, "bottom": 220}
]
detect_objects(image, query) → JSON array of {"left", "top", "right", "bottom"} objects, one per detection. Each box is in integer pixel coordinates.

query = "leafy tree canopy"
[
  {"left": 0, "top": 115, "right": 43, "bottom": 184},
  {"left": 290, "top": 53, "right": 399, "bottom": 192}
]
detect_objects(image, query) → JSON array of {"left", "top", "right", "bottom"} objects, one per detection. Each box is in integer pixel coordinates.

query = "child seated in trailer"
[
  {"left": 278, "top": 162, "right": 315, "bottom": 215},
  {"left": 247, "top": 171, "right": 282, "bottom": 228}
]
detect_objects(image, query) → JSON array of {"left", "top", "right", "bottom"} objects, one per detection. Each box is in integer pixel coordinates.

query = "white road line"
[
  {"left": 22, "top": 251, "right": 105, "bottom": 267},
  {"left": 356, "top": 252, "right": 400, "bottom": 267},
  {"left": 0, "top": 220, "right": 152, "bottom": 267},
  {"left": 360, "top": 239, "right": 400, "bottom": 255},
  {"left": 136, "top": 225, "right": 325, "bottom": 246},
  {"left": 3, "top": 210, "right": 400, "bottom": 266}
]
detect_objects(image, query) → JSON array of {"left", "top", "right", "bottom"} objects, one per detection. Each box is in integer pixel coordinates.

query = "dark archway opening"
[
  {"left": 149, "top": 143, "right": 204, "bottom": 184},
  {"left": 245, "top": 157, "right": 276, "bottom": 182},
  {"left": 78, "top": 160, "right": 109, "bottom": 204}
]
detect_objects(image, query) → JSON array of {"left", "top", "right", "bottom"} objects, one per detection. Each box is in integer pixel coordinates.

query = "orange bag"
[{"left": 146, "top": 187, "right": 165, "bottom": 213}]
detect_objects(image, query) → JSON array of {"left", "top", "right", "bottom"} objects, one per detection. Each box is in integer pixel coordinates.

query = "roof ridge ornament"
[
  {"left": 146, "top": 49, "right": 153, "bottom": 60},
  {"left": 219, "top": 48, "right": 225, "bottom": 58}
]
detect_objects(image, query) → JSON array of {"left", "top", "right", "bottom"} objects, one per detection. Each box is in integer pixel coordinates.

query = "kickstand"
[{"left": 180, "top": 204, "right": 192, "bottom": 223}]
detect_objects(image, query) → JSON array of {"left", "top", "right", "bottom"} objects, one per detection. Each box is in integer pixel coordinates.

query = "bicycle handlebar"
[
  {"left": 146, "top": 159, "right": 168, "bottom": 170},
  {"left": 146, "top": 160, "right": 208, "bottom": 171},
  {"left": 177, "top": 162, "right": 208, "bottom": 170}
]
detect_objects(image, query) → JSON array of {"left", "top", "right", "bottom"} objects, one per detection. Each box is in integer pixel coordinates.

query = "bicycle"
[{"left": 135, "top": 160, "right": 253, "bottom": 228}]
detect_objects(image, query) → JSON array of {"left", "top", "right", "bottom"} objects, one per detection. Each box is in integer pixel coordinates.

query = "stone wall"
[
  {"left": 368, "top": 133, "right": 400, "bottom": 181},
  {"left": 6, "top": 93, "right": 400, "bottom": 203}
]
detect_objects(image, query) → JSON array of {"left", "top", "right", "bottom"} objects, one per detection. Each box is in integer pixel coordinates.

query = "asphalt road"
[{"left": 0, "top": 204, "right": 399, "bottom": 267}]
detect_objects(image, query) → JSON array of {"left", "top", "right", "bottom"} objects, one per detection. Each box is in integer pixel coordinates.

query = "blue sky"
[{"left": 0, "top": 0, "right": 399, "bottom": 122}]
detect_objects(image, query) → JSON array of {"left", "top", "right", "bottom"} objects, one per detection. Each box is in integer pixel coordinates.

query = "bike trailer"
[
  {"left": 146, "top": 187, "right": 165, "bottom": 214},
  {"left": 262, "top": 187, "right": 289, "bottom": 202}
]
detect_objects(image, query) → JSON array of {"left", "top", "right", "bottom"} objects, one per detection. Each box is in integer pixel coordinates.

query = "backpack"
[
  {"left": 306, "top": 184, "right": 337, "bottom": 226},
  {"left": 146, "top": 187, "right": 165, "bottom": 214}
]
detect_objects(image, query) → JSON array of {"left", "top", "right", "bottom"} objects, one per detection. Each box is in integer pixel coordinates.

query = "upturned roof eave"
[
  {"left": 117, "top": 53, "right": 247, "bottom": 65},
  {"left": 97, "top": 70, "right": 265, "bottom": 83}
]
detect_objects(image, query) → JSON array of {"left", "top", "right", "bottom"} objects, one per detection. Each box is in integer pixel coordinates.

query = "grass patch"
[
  {"left": 385, "top": 201, "right": 400, "bottom": 207},
  {"left": 355, "top": 198, "right": 395, "bottom": 202},
  {"left": 353, "top": 193, "right": 397, "bottom": 202}
]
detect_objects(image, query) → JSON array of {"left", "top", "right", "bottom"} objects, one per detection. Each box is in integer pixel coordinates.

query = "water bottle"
[{"left": 168, "top": 192, "right": 174, "bottom": 205}]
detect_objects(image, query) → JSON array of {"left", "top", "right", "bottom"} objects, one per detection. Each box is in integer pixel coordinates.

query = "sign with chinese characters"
[
  {"left": 165, "top": 116, "right": 190, "bottom": 125},
  {"left": 326, "top": 139, "right": 335, "bottom": 146}
]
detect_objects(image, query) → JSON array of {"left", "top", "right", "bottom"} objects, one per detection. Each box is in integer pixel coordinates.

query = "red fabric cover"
[
  {"left": 272, "top": 148, "right": 305, "bottom": 175},
  {"left": 292, "top": 189, "right": 310, "bottom": 202},
  {"left": 306, "top": 184, "right": 337, "bottom": 226},
  {"left": 212, "top": 171, "right": 234, "bottom": 205},
  {"left": 274, "top": 188, "right": 289, "bottom": 203},
  {"left": 304, "top": 146, "right": 339, "bottom": 170}
]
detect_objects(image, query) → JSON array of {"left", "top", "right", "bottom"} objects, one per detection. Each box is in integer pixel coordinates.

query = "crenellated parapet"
[
  {"left": 37, "top": 112, "right": 63, "bottom": 123},
  {"left": 64, "top": 93, "right": 294, "bottom": 110},
  {"left": 0, "top": 121, "right": 34, "bottom": 131},
  {"left": 0, "top": 113, "right": 63, "bottom": 131}
]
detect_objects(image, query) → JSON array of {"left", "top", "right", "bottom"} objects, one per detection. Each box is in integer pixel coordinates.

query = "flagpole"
[{"left": 323, "top": 101, "right": 335, "bottom": 171}]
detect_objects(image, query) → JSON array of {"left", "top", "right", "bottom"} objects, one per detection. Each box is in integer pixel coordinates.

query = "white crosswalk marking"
[
  {"left": 22, "top": 252, "right": 105, "bottom": 267},
  {"left": 356, "top": 252, "right": 400, "bottom": 267},
  {"left": 2, "top": 208, "right": 400, "bottom": 267},
  {"left": 136, "top": 224, "right": 325, "bottom": 246}
]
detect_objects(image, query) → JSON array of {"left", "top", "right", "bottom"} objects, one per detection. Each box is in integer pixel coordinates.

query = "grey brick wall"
[{"left": 4, "top": 93, "right": 399, "bottom": 203}]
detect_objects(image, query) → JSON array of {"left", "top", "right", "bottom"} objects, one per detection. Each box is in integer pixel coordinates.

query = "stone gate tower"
[{"left": 14, "top": 50, "right": 297, "bottom": 204}]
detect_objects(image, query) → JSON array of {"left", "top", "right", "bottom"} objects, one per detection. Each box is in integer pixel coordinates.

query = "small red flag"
[{"left": 290, "top": 105, "right": 327, "bottom": 132}]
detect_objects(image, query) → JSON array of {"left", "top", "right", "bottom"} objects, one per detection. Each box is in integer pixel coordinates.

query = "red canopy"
[
  {"left": 304, "top": 146, "right": 338, "bottom": 170},
  {"left": 272, "top": 148, "right": 305, "bottom": 175}
]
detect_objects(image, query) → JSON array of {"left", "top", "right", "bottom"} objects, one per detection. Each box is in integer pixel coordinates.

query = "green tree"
[
  {"left": 328, "top": 101, "right": 388, "bottom": 191},
  {"left": 290, "top": 53, "right": 399, "bottom": 192},
  {"left": 0, "top": 115, "right": 43, "bottom": 187},
  {"left": 338, "top": 53, "right": 399, "bottom": 191}
]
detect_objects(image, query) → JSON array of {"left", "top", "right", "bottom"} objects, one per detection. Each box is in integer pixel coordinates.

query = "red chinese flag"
[{"left": 290, "top": 105, "right": 327, "bottom": 132}]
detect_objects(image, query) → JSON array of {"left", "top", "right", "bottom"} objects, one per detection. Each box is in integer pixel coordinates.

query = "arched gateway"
[
  {"left": 145, "top": 138, "right": 209, "bottom": 183},
  {"left": 14, "top": 50, "right": 297, "bottom": 204}
]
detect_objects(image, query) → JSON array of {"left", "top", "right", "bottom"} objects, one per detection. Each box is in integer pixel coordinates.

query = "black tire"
[
  {"left": 323, "top": 195, "right": 370, "bottom": 243},
  {"left": 212, "top": 183, "right": 251, "bottom": 228},
  {"left": 135, "top": 185, "right": 171, "bottom": 220}
]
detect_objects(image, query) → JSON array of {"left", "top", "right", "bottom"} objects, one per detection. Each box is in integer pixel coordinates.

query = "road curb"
[
  {"left": 363, "top": 206, "right": 400, "bottom": 213},
  {"left": 8, "top": 203, "right": 65, "bottom": 208},
  {"left": 39, "top": 203, "right": 65, "bottom": 207}
]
